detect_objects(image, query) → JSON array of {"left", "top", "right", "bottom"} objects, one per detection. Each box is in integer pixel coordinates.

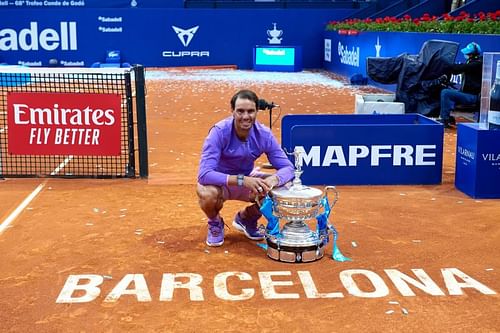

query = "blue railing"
[
  {"left": 369, "top": 0, "right": 423, "bottom": 18},
  {"left": 449, "top": 0, "right": 499, "bottom": 15},
  {"left": 396, "top": 0, "right": 452, "bottom": 19}
]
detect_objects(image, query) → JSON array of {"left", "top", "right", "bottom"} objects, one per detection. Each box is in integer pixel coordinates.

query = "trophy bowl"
[
  {"left": 270, "top": 185, "right": 323, "bottom": 221},
  {"left": 263, "top": 184, "right": 338, "bottom": 263}
]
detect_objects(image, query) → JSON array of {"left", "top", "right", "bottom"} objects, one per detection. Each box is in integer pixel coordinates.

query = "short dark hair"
[{"left": 230, "top": 89, "right": 259, "bottom": 110}]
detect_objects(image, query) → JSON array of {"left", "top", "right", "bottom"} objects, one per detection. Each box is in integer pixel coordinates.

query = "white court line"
[
  {"left": 0, "top": 182, "right": 45, "bottom": 234},
  {"left": 50, "top": 155, "right": 74, "bottom": 176},
  {"left": 0, "top": 155, "right": 73, "bottom": 235}
]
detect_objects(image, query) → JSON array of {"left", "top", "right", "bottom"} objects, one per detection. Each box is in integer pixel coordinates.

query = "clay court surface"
[{"left": 0, "top": 68, "right": 499, "bottom": 333}]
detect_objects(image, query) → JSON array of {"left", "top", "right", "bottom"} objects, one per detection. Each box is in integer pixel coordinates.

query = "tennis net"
[{"left": 0, "top": 65, "right": 148, "bottom": 178}]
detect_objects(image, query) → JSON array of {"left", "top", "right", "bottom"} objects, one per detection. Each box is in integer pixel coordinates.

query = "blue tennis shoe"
[{"left": 232, "top": 212, "right": 264, "bottom": 241}]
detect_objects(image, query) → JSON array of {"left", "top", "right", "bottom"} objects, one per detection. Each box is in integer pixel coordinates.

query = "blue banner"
[
  {"left": 281, "top": 114, "right": 444, "bottom": 185},
  {"left": 0, "top": 0, "right": 182, "bottom": 9},
  {"left": 0, "top": 8, "right": 353, "bottom": 68}
]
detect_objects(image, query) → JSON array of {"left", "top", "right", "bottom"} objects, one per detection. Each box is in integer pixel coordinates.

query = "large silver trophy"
[{"left": 259, "top": 147, "right": 341, "bottom": 263}]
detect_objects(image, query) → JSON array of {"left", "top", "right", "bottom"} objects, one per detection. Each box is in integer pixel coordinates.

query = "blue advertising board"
[
  {"left": 0, "top": 0, "right": 183, "bottom": 9},
  {"left": 323, "top": 31, "right": 500, "bottom": 91},
  {"left": 281, "top": 114, "right": 443, "bottom": 185},
  {"left": 455, "top": 123, "right": 500, "bottom": 199},
  {"left": 0, "top": 8, "right": 353, "bottom": 68},
  {"left": 253, "top": 45, "right": 302, "bottom": 72}
]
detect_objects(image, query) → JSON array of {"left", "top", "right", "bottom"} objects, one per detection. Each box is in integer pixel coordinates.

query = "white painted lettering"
[
  {"left": 56, "top": 274, "right": 103, "bottom": 303},
  {"left": 385, "top": 269, "right": 445, "bottom": 296},
  {"left": 0, "top": 21, "right": 77, "bottom": 51},
  {"left": 340, "top": 269, "right": 389, "bottom": 298},
  {"left": 160, "top": 273, "right": 204, "bottom": 301},
  {"left": 348, "top": 145, "right": 369, "bottom": 166},
  {"left": 393, "top": 145, "right": 414, "bottom": 166},
  {"left": 298, "top": 145, "right": 320, "bottom": 167},
  {"left": 214, "top": 272, "right": 254, "bottom": 301},
  {"left": 323, "top": 146, "right": 346, "bottom": 166},
  {"left": 258, "top": 271, "right": 299, "bottom": 299},
  {"left": 13, "top": 103, "right": 30, "bottom": 124},
  {"left": 371, "top": 145, "right": 392, "bottom": 166},
  {"left": 104, "top": 274, "right": 151, "bottom": 302},
  {"left": 298, "top": 271, "right": 344, "bottom": 298},
  {"left": 442, "top": 268, "right": 496, "bottom": 295},
  {"left": 415, "top": 145, "right": 436, "bottom": 166}
]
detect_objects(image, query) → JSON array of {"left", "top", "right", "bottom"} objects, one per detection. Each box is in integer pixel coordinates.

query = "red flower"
[{"left": 325, "top": 10, "right": 499, "bottom": 34}]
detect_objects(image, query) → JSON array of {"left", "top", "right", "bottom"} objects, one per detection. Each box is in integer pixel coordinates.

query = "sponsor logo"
[
  {"left": 162, "top": 51, "right": 209, "bottom": 57},
  {"left": 172, "top": 25, "right": 198, "bottom": 47},
  {"left": 457, "top": 146, "right": 475, "bottom": 160},
  {"left": 17, "top": 60, "right": 41, "bottom": 66},
  {"left": 482, "top": 153, "right": 500, "bottom": 161},
  {"left": 482, "top": 152, "right": 500, "bottom": 167},
  {"left": 263, "top": 49, "right": 285, "bottom": 56},
  {"left": 324, "top": 39, "right": 331, "bottom": 62},
  {"left": 337, "top": 41, "right": 359, "bottom": 67},
  {"left": 295, "top": 145, "right": 436, "bottom": 167},
  {"left": 0, "top": 21, "right": 77, "bottom": 51},
  {"left": 60, "top": 60, "right": 85, "bottom": 66},
  {"left": 7, "top": 92, "right": 121, "bottom": 156},
  {"left": 98, "top": 27, "right": 122, "bottom": 33},
  {"left": 107, "top": 51, "right": 119, "bottom": 58},
  {"left": 55, "top": 267, "right": 496, "bottom": 303},
  {"left": 97, "top": 16, "right": 123, "bottom": 23},
  {"left": 162, "top": 25, "right": 209, "bottom": 58}
]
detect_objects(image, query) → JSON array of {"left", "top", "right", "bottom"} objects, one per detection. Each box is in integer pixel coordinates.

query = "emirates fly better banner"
[{"left": 7, "top": 92, "right": 121, "bottom": 156}]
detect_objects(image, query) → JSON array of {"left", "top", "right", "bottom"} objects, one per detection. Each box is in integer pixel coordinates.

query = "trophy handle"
[{"left": 324, "top": 186, "right": 339, "bottom": 209}]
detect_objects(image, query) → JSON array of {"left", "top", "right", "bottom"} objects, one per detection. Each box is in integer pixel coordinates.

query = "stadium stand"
[{"left": 184, "top": 0, "right": 372, "bottom": 9}]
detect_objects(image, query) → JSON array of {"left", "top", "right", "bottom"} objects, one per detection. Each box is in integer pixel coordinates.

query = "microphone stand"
[
  {"left": 269, "top": 107, "right": 273, "bottom": 130},
  {"left": 263, "top": 104, "right": 276, "bottom": 170}
]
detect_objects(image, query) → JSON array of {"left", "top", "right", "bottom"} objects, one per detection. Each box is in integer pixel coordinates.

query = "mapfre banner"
[{"left": 7, "top": 92, "right": 121, "bottom": 156}]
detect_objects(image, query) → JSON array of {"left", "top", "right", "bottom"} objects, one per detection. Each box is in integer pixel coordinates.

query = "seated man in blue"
[{"left": 438, "top": 42, "right": 483, "bottom": 128}]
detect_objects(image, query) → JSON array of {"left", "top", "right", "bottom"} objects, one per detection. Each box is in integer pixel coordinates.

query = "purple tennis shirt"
[{"left": 198, "top": 116, "right": 294, "bottom": 187}]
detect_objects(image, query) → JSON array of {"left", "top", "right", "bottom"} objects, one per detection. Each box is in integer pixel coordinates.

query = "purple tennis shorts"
[
  {"left": 222, "top": 168, "right": 270, "bottom": 202},
  {"left": 201, "top": 168, "right": 271, "bottom": 202}
]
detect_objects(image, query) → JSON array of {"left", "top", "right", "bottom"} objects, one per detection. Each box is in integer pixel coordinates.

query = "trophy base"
[
  {"left": 265, "top": 220, "right": 327, "bottom": 263},
  {"left": 266, "top": 239, "right": 326, "bottom": 263}
]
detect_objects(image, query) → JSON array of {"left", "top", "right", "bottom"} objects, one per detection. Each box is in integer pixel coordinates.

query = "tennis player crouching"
[{"left": 197, "top": 89, "right": 294, "bottom": 247}]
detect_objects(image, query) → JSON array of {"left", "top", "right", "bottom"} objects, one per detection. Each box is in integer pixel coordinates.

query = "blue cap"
[{"left": 461, "top": 42, "right": 481, "bottom": 55}]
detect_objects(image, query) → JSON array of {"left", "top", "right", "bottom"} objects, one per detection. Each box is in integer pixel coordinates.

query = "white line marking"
[
  {"left": 0, "top": 182, "right": 45, "bottom": 234},
  {"left": 50, "top": 156, "right": 73, "bottom": 176},
  {"left": 0, "top": 156, "right": 72, "bottom": 235}
]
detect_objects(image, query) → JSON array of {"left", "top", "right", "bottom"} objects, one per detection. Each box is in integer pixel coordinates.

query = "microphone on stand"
[
  {"left": 258, "top": 99, "right": 279, "bottom": 110},
  {"left": 258, "top": 99, "right": 279, "bottom": 130},
  {"left": 258, "top": 98, "right": 280, "bottom": 170}
]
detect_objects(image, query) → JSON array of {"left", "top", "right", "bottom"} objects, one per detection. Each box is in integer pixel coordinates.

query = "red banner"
[{"left": 7, "top": 92, "right": 122, "bottom": 156}]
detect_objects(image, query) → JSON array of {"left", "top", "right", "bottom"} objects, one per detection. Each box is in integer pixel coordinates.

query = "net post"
[
  {"left": 125, "top": 71, "right": 136, "bottom": 178},
  {"left": 134, "top": 65, "right": 149, "bottom": 178}
]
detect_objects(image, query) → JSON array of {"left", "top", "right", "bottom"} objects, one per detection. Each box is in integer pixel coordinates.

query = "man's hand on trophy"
[
  {"left": 245, "top": 176, "right": 271, "bottom": 195},
  {"left": 263, "top": 175, "right": 279, "bottom": 191}
]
